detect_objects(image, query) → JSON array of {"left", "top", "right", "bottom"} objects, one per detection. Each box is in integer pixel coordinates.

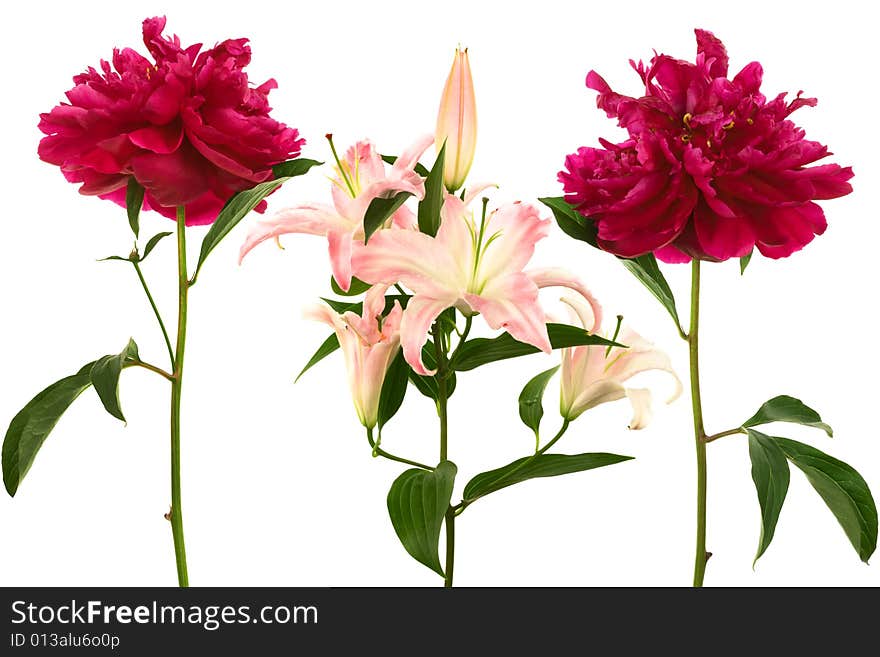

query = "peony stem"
[
  {"left": 433, "top": 323, "right": 454, "bottom": 588},
  {"left": 170, "top": 207, "right": 190, "bottom": 587},
  {"left": 688, "top": 259, "right": 708, "bottom": 587},
  {"left": 132, "top": 260, "right": 175, "bottom": 367}
]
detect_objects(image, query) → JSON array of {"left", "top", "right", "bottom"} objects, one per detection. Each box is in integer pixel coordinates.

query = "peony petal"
[
  {"left": 695, "top": 29, "right": 729, "bottom": 78},
  {"left": 128, "top": 121, "right": 184, "bottom": 154},
  {"left": 692, "top": 199, "right": 755, "bottom": 260}
]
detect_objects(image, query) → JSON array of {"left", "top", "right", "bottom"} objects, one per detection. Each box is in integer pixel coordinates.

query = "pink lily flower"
[
  {"left": 351, "top": 192, "right": 603, "bottom": 375},
  {"left": 558, "top": 294, "right": 682, "bottom": 428},
  {"left": 305, "top": 285, "right": 403, "bottom": 429},
  {"left": 239, "top": 135, "right": 434, "bottom": 291}
]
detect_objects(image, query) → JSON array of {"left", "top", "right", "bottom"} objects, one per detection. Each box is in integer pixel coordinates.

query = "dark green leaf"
[
  {"left": 538, "top": 196, "right": 597, "bottom": 246},
  {"left": 3, "top": 362, "right": 97, "bottom": 496},
  {"left": 330, "top": 275, "right": 372, "bottom": 297},
  {"left": 740, "top": 250, "right": 753, "bottom": 275},
  {"left": 194, "top": 158, "right": 322, "bottom": 280},
  {"left": 378, "top": 351, "right": 409, "bottom": 430},
  {"left": 518, "top": 366, "right": 559, "bottom": 436},
  {"left": 408, "top": 341, "right": 456, "bottom": 400},
  {"left": 140, "top": 231, "right": 173, "bottom": 262},
  {"left": 451, "top": 323, "right": 623, "bottom": 372},
  {"left": 742, "top": 395, "right": 833, "bottom": 437},
  {"left": 381, "top": 154, "right": 430, "bottom": 178},
  {"left": 126, "top": 178, "right": 144, "bottom": 238},
  {"left": 387, "top": 461, "right": 457, "bottom": 576},
  {"left": 463, "top": 452, "right": 633, "bottom": 503},
  {"left": 272, "top": 158, "right": 324, "bottom": 179},
  {"left": 363, "top": 192, "right": 413, "bottom": 243},
  {"left": 620, "top": 254, "right": 684, "bottom": 336},
  {"left": 747, "top": 429, "right": 790, "bottom": 564},
  {"left": 773, "top": 437, "right": 877, "bottom": 562},
  {"left": 295, "top": 334, "right": 339, "bottom": 383},
  {"left": 89, "top": 339, "right": 139, "bottom": 422},
  {"left": 417, "top": 142, "right": 446, "bottom": 237}
]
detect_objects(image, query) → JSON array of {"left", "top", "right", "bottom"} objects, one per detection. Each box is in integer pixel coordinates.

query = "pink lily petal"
[
  {"left": 393, "top": 134, "right": 434, "bottom": 173},
  {"left": 239, "top": 203, "right": 349, "bottom": 264},
  {"left": 400, "top": 295, "right": 457, "bottom": 375},
  {"left": 526, "top": 267, "right": 604, "bottom": 334},
  {"left": 475, "top": 202, "right": 550, "bottom": 283},
  {"left": 625, "top": 387, "right": 654, "bottom": 430},
  {"left": 465, "top": 273, "right": 551, "bottom": 353},
  {"left": 328, "top": 229, "right": 355, "bottom": 291}
]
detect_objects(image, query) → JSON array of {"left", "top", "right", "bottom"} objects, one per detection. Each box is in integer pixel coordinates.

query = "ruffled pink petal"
[
  {"left": 526, "top": 267, "right": 604, "bottom": 334},
  {"left": 465, "top": 273, "right": 550, "bottom": 354},
  {"left": 327, "top": 229, "right": 354, "bottom": 292},
  {"left": 400, "top": 295, "right": 456, "bottom": 375},
  {"left": 239, "top": 203, "right": 346, "bottom": 263},
  {"left": 128, "top": 121, "right": 184, "bottom": 154}
]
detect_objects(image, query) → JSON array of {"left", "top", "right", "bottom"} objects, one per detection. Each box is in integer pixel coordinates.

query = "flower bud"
[{"left": 436, "top": 47, "right": 477, "bottom": 192}]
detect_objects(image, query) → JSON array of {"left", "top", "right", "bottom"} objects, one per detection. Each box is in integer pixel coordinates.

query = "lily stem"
[
  {"left": 433, "top": 323, "right": 454, "bottom": 588},
  {"left": 170, "top": 207, "right": 189, "bottom": 587},
  {"left": 688, "top": 259, "right": 708, "bottom": 587},
  {"left": 366, "top": 428, "right": 433, "bottom": 470}
]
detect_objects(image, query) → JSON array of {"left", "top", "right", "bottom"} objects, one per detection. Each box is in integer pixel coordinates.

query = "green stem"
[
  {"left": 688, "top": 259, "right": 708, "bottom": 587},
  {"left": 170, "top": 207, "right": 189, "bottom": 587},
  {"left": 432, "top": 323, "right": 453, "bottom": 587},
  {"left": 366, "top": 428, "right": 433, "bottom": 470},
  {"left": 132, "top": 260, "right": 175, "bottom": 367},
  {"left": 704, "top": 427, "right": 746, "bottom": 443},
  {"left": 128, "top": 359, "right": 174, "bottom": 382}
]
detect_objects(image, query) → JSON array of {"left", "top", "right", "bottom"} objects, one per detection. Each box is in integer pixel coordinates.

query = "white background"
[{"left": 2, "top": 0, "right": 877, "bottom": 587}]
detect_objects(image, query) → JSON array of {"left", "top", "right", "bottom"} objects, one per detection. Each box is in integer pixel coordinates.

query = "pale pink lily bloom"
[
  {"left": 436, "top": 46, "right": 477, "bottom": 191},
  {"left": 558, "top": 294, "right": 682, "bottom": 428},
  {"left": 352, "top": 192, "right": 603, "bottom": 376},
  {"left": 239, "top": 135, "right": 434, "bottom": 291},
  {"left": 304, "top": 285, "right": 403, "bottom": 429}
]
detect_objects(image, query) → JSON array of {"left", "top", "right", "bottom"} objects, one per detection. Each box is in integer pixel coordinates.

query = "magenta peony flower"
[
  {"left": 558, "top": 29, "right": 853, "bottom": 262},
  {"left": 38, "top": 16, "right": 304, "bottom": 225}
]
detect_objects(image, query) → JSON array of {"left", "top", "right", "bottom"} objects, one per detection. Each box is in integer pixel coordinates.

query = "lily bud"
[{"left": 436, "top": 47, "right": 477, "bottom": 192}]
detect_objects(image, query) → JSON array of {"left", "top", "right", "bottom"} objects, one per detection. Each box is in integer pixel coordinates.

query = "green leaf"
[
  {"left": 740, "top": 250, "right": 753, "bottom": 274},
  {"left": 89, "top": 339, "right": 139, "bottom": 422},
  {"left": 773, "top": 436, "right": 877, "bottom": 562},
  {"left": 330, "top": 275, "right": 372, "bottom": 297},
  {"left": 742, "top": 395, "right": 833, "bottom": 437},
  {"left": 538, "top": 198, "right": 684, "bottom": 337},
  {"left": 295, "top": 334, "right": 340, "bottom": 383},
  {"left": 746, "top": 429, "right": 791, "bottom": 564},
  {"left": 3, "top": 362, "right": 97, "bottom": 496},
  {"left": 193, "top": 158, "right": 322, "bottom": 280},
  {"left": 272, "top": 158, "right": 324, "bottom": 179},
  {"left": 387, "top": 461, "right": 457, "bottom": 576},
  {"left": 417, "top": 142, "right": 446, "bottom": 237},
  {"left": 451, "top": 323, "right": 623, "bottom": 372},
  {"left": 140, "top": 231, "right": 173, "bottom": 262},
  {"left": 463, "top": 452, "right": 633, "bottom": 503},
  {"left": 408, "top": 341, "right": 456, "bottom": 400},
  {"left": 378, "top": 351, "right": 409, "bottom": 431},
  {"left": 381, "top": 154, "right": 430, "bottom": 178},
  {"left": 538, "top": 196, "right": 597, "bottom": 246},
  {"left": 363, "top": 192, "right": 413, "bottom": 243},
  {"left": 97, "top": 255, "right": 132, "bottom": 263},
  {"left": 620, "top": 254, "right": 684, "bottom": 336},
  {"left": 518, "top": 366, "right": 559, "bottom": 436},
  {"left": 126, "top": 178, "right": 144, "bottom": 238}
]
